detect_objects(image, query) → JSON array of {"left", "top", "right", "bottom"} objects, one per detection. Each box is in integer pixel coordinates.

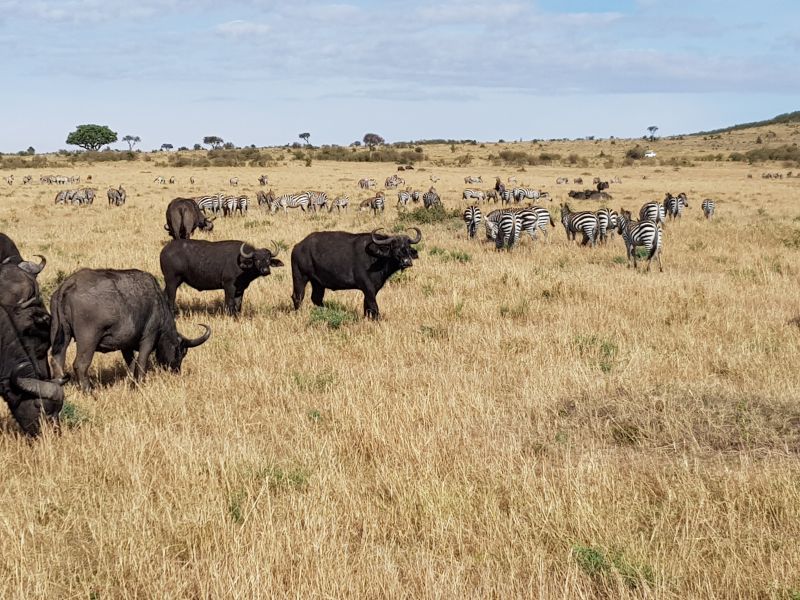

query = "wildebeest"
[
  {"left": 160, "top": 240, "right": 284, "bottom": 315},
  {"left": 164, "top": 197, "right": 215, "bottom": 239},
  {"left": 291, "top": 227, "right": 422, "bottom": 319},
  {"left": 49, "top": 268, "right": 211, "bottom": 391},
  {"left": 597, "top": 181, "right": 610, "bottom": 191},
  {"left": 0, "top": 255, "right": 46, "bottom": 307},
  {"left": 0, "top": 304, "right": 66, "bottom": 436}
]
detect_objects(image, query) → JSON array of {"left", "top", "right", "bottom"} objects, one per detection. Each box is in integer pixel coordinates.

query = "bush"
[
  {"left": 625, "top": 145, "right": 646, "bottom": 160},
  {"left": 309, "top": 301, "right": 357, "bottom": 329}
]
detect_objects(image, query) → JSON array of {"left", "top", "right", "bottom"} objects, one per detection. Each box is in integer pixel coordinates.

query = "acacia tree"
[
  {"left": 161, "top": 143, "right": 174, "bottom": 151},
  {"left": 203, "top": 136, "right": 224, "bottom": 149},
  {"left": 299, "top": 132, "right": 311, "bottom": 145},
  {"left": 647, "top": 125, "right": 659, "bottom": 141},
  {"left": 122, "top": 135, "right": 141, "bottom": 150},
  {"left": 66, "top": 124, "right": 118, "bottom": 151},
  {"left": 363, "top": 133, "right": 385, "bottom": 149}
]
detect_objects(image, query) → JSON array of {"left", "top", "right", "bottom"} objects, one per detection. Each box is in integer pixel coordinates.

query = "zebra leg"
[{"left": 310, "top": 282, "right": 326, "bottom": 306}]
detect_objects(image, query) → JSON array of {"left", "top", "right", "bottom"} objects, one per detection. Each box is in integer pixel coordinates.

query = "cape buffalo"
[
  {"left": 291, "top": 227, "right": 422, "bottom": 319},
  {"left": 160, "top": 240, "right": 284, "bottom": 315},
  {"left": 0, "top": 305, "right": 66, "bottom": 436},
  {"left": 49, "top": 269, "right": 211, "bottom": 391},
  {"left": 0, "top": 232, "right": 22, "bottom": 263},
  {"left": 0, "top": 256, "right": 46, "bottom": 307},
  {"left": 164, "top": 198, "right": 215, "bottom": 239}
]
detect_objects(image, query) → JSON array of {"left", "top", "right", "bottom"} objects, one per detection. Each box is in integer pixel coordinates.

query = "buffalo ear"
[{"left": 270, "top": 258, "right": 284, "bottom": 268}]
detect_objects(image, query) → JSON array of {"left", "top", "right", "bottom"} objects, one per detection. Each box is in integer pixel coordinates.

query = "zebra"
[
  {"left": 485, "top": 189, "right": 499, "bottom": 203},
  {"left": 513, "top": 187, "right": 548, "bottom": 203},
  {"left": 169, "top": 176, "right": 176, "bottom": 184},
  {"left": 258, "top": 174, "right": 269, "bottom": 186},
  {"left": 484, "top": 208, "right": 510, "bottom": 241},
  {"left": 358, "top": 178, "right": 376, "bottom": 189},
  {"left": 617, "top": 209, "right": 663, "bottom": 272},
  {"left": 463, "top": 205, "right": 482, "bottom": 238},
  {"left": 222, "top": 195, "right": 248, "bottom": 216},
  {"left": 329, "top": 195, "right": 350, "bottom": 212},
  {"left": 190, "top": 176, "right": 196, "bottom": 185},
  {"left": 518, "top": 206, "right": 555, "bottom": 241},
  {"left": 397, "top": 190, "right": 412, "bottom": 206},
  {"left": 154, "top": 176, "right": 166, "bottom": 184},
  {"left": 595, "top": 208, "right": 612, "bottom": 243},
  {"left": 256, "top": 190, "right": 270, "bottom": 207},
  {"left": 385, "top": 174, "right": 404, "bottom": 188},
  {"left": 464, "top": 175, "right": 482, "bottom": 184},
  {"left": 54, "top": 190, "right": 68, "bottom": 204},
  {"left": 496, "top": 211, "right": 522, "bottom": 250},
  {"left": 271, "top": 192, "right": 310, "bottom": 214},
  {"left": 359, "top": 193, "right": 385, "bottom": 215},
  {"left": 500, "top": 189, "right": 513, "bottom": 205},
  {"left": 701, "top": 198, "right": 716, "bottom": 219},
  {"left": 307, "top": 191, "right": 328, "bottom": 212},
  {"left": 663, "top": 192, "right": 689, "bottom": 220},
  {"left": 556, "top": 177, "right": 569, "bottom": 184},
  {"left": 411, "top": 190, "right": 421, "bottom": 203},
  {"left": 560, "top": 203, "right": 598, "bottom": 246},
  {"left": 5, "top": 175, "right": 13, "bottom": 185},
  {"left": 639, "top": 201, "right": 666, "bottom": 226},
  {"left": 22, "top": 175, "right": 32, "bottom": 185},
  {"left": 196, "top": 194, "right": 224, "bottom": 215},
  {"left": 107, "top": 185, "right": 126, "bottom": 207},
  {"left": 462, "top": 189, "right": 486, "bottom": 202},
  {"left": 423, "top": 188, "right": 441, "bottom": 209},
  {"left": 229, "top": 177, "right": 239, "bottom": 186}
]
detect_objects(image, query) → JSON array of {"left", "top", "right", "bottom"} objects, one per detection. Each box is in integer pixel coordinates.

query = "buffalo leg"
[
  {"left": 72, "top": 338, "right": 99, "bottom": 392},
  {"left": 291, "top": 270, "right": 308, "bottom": 310},
  {"left": 363, "top": 292, "right": 380, "bottom": 319},
  {"left": 50, "top": 333, "right": 72, "bottom": 380},
  {"left": 133, "top": 339, "right": 155, "bottom": 380},
  {"left": 310, "top": 282, "right": 325, "bottom": 306},
  {"left": 223, "top": 285, "right": 238, "bottom": 315},
  {"left": 164, "top": 277, "right": 181, "bottom": 314},
  {"left": 122, "top": 350, "right": 136, "bottom": 374},
  {"left": 233, "top": 293, "right": 244, "bottom": 315}
]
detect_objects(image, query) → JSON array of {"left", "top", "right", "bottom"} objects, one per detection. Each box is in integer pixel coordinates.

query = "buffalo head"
[
  {"left": 238, "top": 242, "right": 284, "bottom": 276},
  {"left": 8, "top": 365, "right": 68, "bottom": 436},
  {"left": 156, "top": 323, "right": 212, "bottom": 372},
  {"left": 368, "top": 227, "right": 421, "bottom": 269}
]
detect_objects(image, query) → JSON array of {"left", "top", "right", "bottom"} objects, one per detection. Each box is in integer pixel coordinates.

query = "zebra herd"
[
  {"left": 107, "top": 185, "right": 126, "bottom": 207},
  {"left": 255, "top": 189, "right": 351, "bottom": 214},
  {"left": 54, "top": 188, "right": 96, "bottom": 205},
  {"left": 195, "top": 193, "right": 250, "bottom": 217},
  {"left": 39, "top": 175, "right": 82, "bottom": 185},
  {"left": 464, "top": 205, "right": 555, "bottom": 250}
]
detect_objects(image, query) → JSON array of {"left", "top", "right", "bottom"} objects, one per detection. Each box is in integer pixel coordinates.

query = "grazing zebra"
[
  {"left": 307, "top": 191, "right": 328, "bottom": 212},
  {"left": 385, "top": 174, "right": 404, "bottom": 188},
  {"left": 154, "top": 176, "right": 166, "bottom": 184},
  {"left": 358, "top": 178, "right": 376, "bottom": 189},
  {"left": 169, "top": 176, "right": 176, "bottom": 184},
  {"left": 560, "top": 203, "right": 598, "bottom": 246},
  {"left": 607, "top": 209, "right": 618, "bottom": 241},
  {"left": 190, "top": 176, "right": 196, "bottom": 185},
  {"left": 617, "top": 209, "right": 663, "bottom": 272},
  {"left": 397, "top": 190, "right": 412, "bottom": 206},
  {"left": 107, "top": 185, "right": 126, "bottom": 207},
  {"left": 463, "top": 205, "right": 482, "bottom": 238},
  {"left": 663, "top": 192, "right": 689, "bottom": 220},
  {"left": 513, "top": 187, "right": 549, "bottom": 203},
  {"left": 270, "top": 192, "right": 310, "bottom": 214},
  {"left": 329, "top": 195, "right": 350, "bottom": 212},
  {"left": 359, "top": 193, "right": 385, "bottom": 215},
  {"left": 195, "top": 194, "right": 223, "bottom": 215},
  {"left": 411, "top": 190, "right": 421, "bottom": 203},
  {"left": 258, "top": 174, "right": 269, "bottom": 186},
  {"left": 22, "top": 175, "right": 32, "bottom": 184},
  {"left": 423, "top": 188, "right": 441, "bottom": 209},
  {"left": 556, "top": 177, "right": 569, "bottom": 184},
  {"left": 464, "top": 175, "right": 482, "bottom": 184},
  {"left": 485, "top": 189, "right": 499, "bottom": 203},
  {"left": 484, "top": 208, "right": 510, "bottom": 241},
  {"left": 54, "top": 190, "right": 68, "bottom": 204},
  {"left": 518, "top": 206, "right": 555, "bottom": 241},
  {"left": 5, "top": 175, "right": 13, "bottom": 185},
  {"left": 462, "top": 189, "right": 486, "bottom": 202},
  {"left": 701, "top": 198, "right": 716, "bottom": 219},
  {"left": 222, "top": 195, "right": 248, "bottom": 216},
  {"left": 639, "top": 201, "right": 666, "bottom": 226},
  {"left": 496, "top": 211, "right": 522, "bottom": 250},
  {"left": 500, "top": 189, "right": 513, "bottom": 204},
  {"left": 256, "top": 190, "right": 269, "bottom": 206},
  {"left": 595, "top": 208, "right": 612, "bottom": 243},
  {"left": 229, "top": 177, "right": 239, "bottom": 186}
]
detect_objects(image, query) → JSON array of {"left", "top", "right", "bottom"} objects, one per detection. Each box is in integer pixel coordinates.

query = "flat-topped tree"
[{"left": 66, "top": 124, "right": 118, "bottom": 151}]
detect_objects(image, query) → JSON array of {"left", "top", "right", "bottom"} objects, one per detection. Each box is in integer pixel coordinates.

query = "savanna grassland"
[{"left": 1, "top": 123, "right": 800, "bottom": 598}]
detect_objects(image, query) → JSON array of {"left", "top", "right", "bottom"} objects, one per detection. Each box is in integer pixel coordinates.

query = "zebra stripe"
[
  {"left": 639, "top": 201, "right": 665, "bottom": 225},
  {"left": 423, "top": 189, "right": 441, "bottom": 209},
  {"left": 560, "top": 203, "right": 598, "bottom": 246},
  {"left": 329, "top": 195, "right": 350, "bottom": 212},
  {"left": 222, "top": 195, "right": 248, "bottom": 216},
  {"left": 307, "top": 191, "right": 328, "bottom": 212},
  {"left": 595, "top": 208, "right": 612, "bottom": 243},
  {"left": 517, "top": 207, "right": 555, "bottom": 241},
  {"left": 464, "top": 175, "right": 482, "bottom": 184},
  {"left": 496, "top": 212, "right": 522, "bottom": 250},
  {"left": 196, "top": 194, "right": 224, "bottom": 215},
  {"left": 512, "top": 187, "right": 548, "bottom": 202},
  {"left": 462, "top": 189, "right": 486, "bottom": 202},
  {"left": 463, "top": 205, "right": 482, "bottom": 238},
  {"left": 397, "top": 190, "right": 411, "bottom": 206},
  {"left": 701, "top": 198, "right": 715, "bottom": 219},
  {"left": 663, "top": 192, "right": 689, "bottom": 220},
  {"left": 271, "top": 192, "right": 310, "bottom": 213},
  {"left": 617, "top": 209, "right": 663, "bottom": 271}
]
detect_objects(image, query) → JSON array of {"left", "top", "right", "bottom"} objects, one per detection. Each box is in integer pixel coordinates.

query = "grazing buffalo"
[
  {"left": 0, "top": 255, "right": 46, "bottom": 307},
  {"left": 291, "top": 228, "right": 422, "bottom": 319},
  {"left": 7, "top": 298, "right": 52, "bottom": 376},
  {"left": 0, "top": 233, "right": 22, "bottom": 263},
  {"left": 597, "top": 181, "right": 610, "bottom": 191},
  {"left": 0, "top": 305, "right": 66, "bottom": 436},
  {"left": 49, "top": 269, "right": 211, "bottom": 391},
  {"left": 164, "top": 198, "right": 214, "bottom": 239},
  {"left": 160, "top": 240, "right": 284, "bottom": 315}
]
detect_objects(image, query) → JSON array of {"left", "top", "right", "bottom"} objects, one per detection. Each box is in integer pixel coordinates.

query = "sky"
[{"left": 0, "top": 0, "right": 798, "bottom": 152}]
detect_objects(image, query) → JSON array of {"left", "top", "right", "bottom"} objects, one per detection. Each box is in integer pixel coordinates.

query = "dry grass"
[{"left": 2, "top": 130, "right": 800, "bottom": 598}]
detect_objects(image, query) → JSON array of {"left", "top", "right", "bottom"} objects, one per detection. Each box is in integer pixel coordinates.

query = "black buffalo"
[
  {"left": 0, "top": 255, "right": 46, "bottom": 307},
  {"left": 597, "top": 181, "right": 610, "bottom": 191},
  {"left": 291, "top": 227, "right": 421, "bottom": 319},
  {"left": 0, "top": 305, "right": 66, "bottom": 436},
  {"left": 50, "top": 268, "right": 211, "bottom": 391},
  {"left": 160, "top": 240, "right": 284, "bottom": 315},
  {"left": 164, "top": 198, "right": 215, "bottom": 239},
  {"left": 0, "top": 232, "right": 22, "bottom": 263}
]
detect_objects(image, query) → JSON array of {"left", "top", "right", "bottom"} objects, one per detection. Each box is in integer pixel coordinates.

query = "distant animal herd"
[{"left": 0, "top": 169, "right": 721, "bottom": 438}]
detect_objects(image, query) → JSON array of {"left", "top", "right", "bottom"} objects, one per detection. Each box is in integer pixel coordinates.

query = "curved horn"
[
  {"left": 164, "top": 224, "right": 170, "bottom": 231},
  {"left": 11, "top": 366, "right": 64, "bottom": 401},
  {"left": 206, "top": 214, "right": 217, "bottom": 222},
  {"left": 181, "top": 324, "right": 211, "bottom": 348},
  {"left": 16, "top": 296, "right": 38, "bottom": 309},
  {"left": 2, "top": 256, "right": 13, "bottom": 264},
  {"left": 270, "top": 240, "right": 280, "bottom": 257},
  {"left": 371, "top": 228, "right": 392, "bottom": 246},
  {"left": 18, "top": 255, "right": 46, "bottom": 275},
  {"left": 239, "top": 243, "right": 254, "bottom": 259},
  {"left": 406, "top": 227, "right": 422, "bottom": 244}
]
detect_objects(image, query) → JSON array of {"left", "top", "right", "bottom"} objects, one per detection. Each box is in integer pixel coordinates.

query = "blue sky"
[{"left": 0, "top": 0, "right": 798, "bottom": 152}]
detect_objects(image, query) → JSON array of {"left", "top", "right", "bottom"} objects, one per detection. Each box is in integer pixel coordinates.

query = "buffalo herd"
[{"left": 0, "top": 197, "right": 424, "bottom": 436}]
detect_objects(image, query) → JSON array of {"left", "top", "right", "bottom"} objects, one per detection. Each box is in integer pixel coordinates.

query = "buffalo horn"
[
  {"left": 16, "top": 296, "right": 38, "bottom": 309},
  {"left": 181, "top": 324, "right": 211, "bottom": 348},
  {"left": 1, "top": 256, "right": 13, "bottom": 264},
  {"left": 164, "top": 224, "right": 170, "bottom": 231},
  {"left": 371, "top": 228, "right": 392, "bottom": 246},
  {"left": 270, "top": 240, "right": 280, "bottom": 257},
  {"left": 18, "top": 255, "right": 46, "bottom": 275},
  {"left": 239, "top": 243, "right": 254, "bottom": 259},
  {"left": 11, "top": 365, "right": 64, "bottom": 400},
  {"left": 406, "top": 227, "right": 422, "bottom": 244}
]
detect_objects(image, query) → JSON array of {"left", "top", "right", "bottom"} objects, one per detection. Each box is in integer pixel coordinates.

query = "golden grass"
[{"left": 1, "top": 133, "right": 800, "bottom": 598}]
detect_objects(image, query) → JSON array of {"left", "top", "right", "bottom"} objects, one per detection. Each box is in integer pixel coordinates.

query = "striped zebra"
[
  {"left": 307, "top": 191, "right": 328, "bottom": 212},
  {"left": 258, "top": 174, "right": 269, "bottom": 186},
  {"left": 500, "top": 189, "right": 513, "bottom": 205},
  {"left": 485, "top": 189, "right": 499, "bottom": 203},
  {"left": 358, "top": 178, "right": 376, "bottom": 189},
  {"left": 513, "top": 187, "right": 548, "bottom": 203},
  {"left": 663, "top": 192, "right": 689, "bottom": 220},
  {"left": 196, "top": 194, "right": 224, "bottom": 215},
  {"left": 464, "top": 175, "right": 482, "bottom": 184},
  {"left": 639, "top": 201, "right": 665, "bottom": 226},
  {"left": 189, "top": 176, "right": 196, "bottom": 185},
  {"left": 22, "top": 175, "right": 32, "bottom": 184},
  {"left": 462, "top": 189, "right": 486, "bottom": 202},
  {"left": 169, "top": 176, "right": 176, "bottom": 184},
  {"left": 701, "top": 198, "right": 716, "bottom": 219},
  {"left": 397, "top": 190, "right": 412, "bottom": 206},
  {"left": 560, "top": 203, "right": 598, "bottom": 246},
  {"left": 256, "top": 190, "right": 270, "bottom": 207},
  {"left": 423, "top": 188, "right": 441, "bottom": 209},
  {"left": 270, "top": 192, "right": 310, "bottom": 214},
  {"left": 223, "top": 195, "right": 248, "bottom": 216},
  {"left": 617, "top": 209, "right": 663, "bottom": 272},
  {"left": 484, "top": 208, "right": 510, "bottom": 241},
  {"left": 5, "top": 175, "right": 13, "bottom": 185},
  {"left": 154, "top": 176, "right": 166, "bottom": 184},
  {"left": 595, "top": 208, "right": 612, "bottom": 243},
  {"left": 54, "top": 190, "right": 68, "bottom": 204},
  {"left": 496, "top": 211, "right": 522, "bottom": 250},
  {"left": 229, "top": 177, "right": 239, "bottom": 186},
  {"left": 518, "top": 206, "right": 555, "bottom": 241},
  {"left": 385, "top": 174, "right": 404, "bottom": 188},
  {"left": 107, "top": 185, "right": 126, "bottom": 207},
  {"left": 329, "top": 195, "right": 350, "bottom": 212},
  {"left": 411, "top": 190, "right": 421, "bottom": 203},
  {"left": 463, "top": 205, "right": 482, "bottom": 238},
  {"left": 359, "top": 193, "right": 385, "bottom": 215}
]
